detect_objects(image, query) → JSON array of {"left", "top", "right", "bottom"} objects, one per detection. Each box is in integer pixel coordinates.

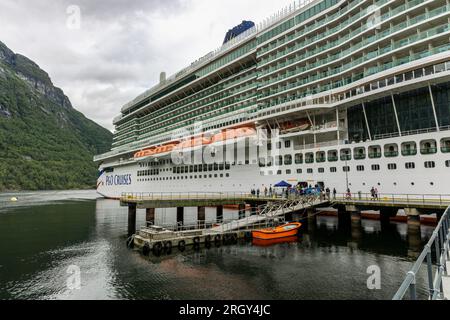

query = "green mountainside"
[{"left": 0, "top": 41, "right": 112, "bottom": 191}]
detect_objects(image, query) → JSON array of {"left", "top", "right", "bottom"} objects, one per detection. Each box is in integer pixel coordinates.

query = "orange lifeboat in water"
[
  {"left": 252, "top": 236, "right": 298, "bottom": 247},
  {"left": 252, "top": 222, "right": 302, "bottom": 240}
]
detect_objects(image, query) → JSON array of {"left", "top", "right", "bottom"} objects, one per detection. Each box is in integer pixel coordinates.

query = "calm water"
[{"left": 0, "top": 190, "right": 435, "bottom": 300}]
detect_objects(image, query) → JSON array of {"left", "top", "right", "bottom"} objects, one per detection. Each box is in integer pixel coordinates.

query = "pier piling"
[
  {"left": 146, "top": 208, "right": 155, "bottom": 226},
  {"left": 216, "top": 205, "right": 224, "bottom": 223},
  {"left": 238, "top": 203, "right": 246, "bottom": 219},
  {"left": 177, "top": 207, "right": 185, "bottom": 226},
  {"left": 128, "top": 203, "right": 137, "bottom": 237},
  {"left": 198, "top": 206, "right": 206, "bottom": 228}
]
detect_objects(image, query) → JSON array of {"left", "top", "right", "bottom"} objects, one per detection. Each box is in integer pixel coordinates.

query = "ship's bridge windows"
[
  {"left": 440, "top": 138, "right": 450, "bottom": 153},
  {"left": 295, "top": 153, "right": 303, "bottom": 164},
  {"left": 284, "top": 155, "right": 292, "bottom": 165},
  {"left": 354, "top": 147, "right": 366, "bottom": 160},
  {"left": 369, "top": 146, "right": 382, "bottom": 159},
  {"left": 305, "top": 153, "right": 314, "bottom": 164},
  {"left": 420, "top": 140, "right": 437, "bottom": 155},
  {"left": 316, "top": 152, "right": 326, "bottom": 163},
  {"left": 425, "top": 161, "right": 436, "bottom": 169},
  {"left": 402, "top": 142, "right": 417, "bottom": 156},
  {"left": 384, "top": 144, "right": 399, "bottom": 158},
  {"left": 340, "top": 149, "right": 351, "bottom": 161},
  {"left": 328, "top": 150, "right": 338, "bottom": 162}
]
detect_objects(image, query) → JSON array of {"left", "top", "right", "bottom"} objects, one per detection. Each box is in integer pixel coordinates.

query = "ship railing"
[
  {"left": 393, "top": 206, "right": 450, "bottom": 300},
  {"left": 373, "top": 126, "right": 450, "bottom": 140},
  {"left": 334, "top": 193, "right": 450, "bottom": 207}
]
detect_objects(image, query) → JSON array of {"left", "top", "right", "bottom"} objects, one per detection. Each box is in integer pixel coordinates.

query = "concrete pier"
[
  {"left": 128, "top": 203, "right": 137, "bottom": 237},
  {"left": 380, "top": 208, "right": 397, "bottom": 226}
]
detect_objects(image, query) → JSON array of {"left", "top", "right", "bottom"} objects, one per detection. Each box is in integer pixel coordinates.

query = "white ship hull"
[{"left": 97, "top": 130, "right": 450, "bottom": 199}]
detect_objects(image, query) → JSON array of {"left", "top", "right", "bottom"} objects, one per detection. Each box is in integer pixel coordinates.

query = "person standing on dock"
[
  {"left": 333, "top": 188, "right": 337, "bottom": 200},
  {"left": 257, "top": 189, "right": 260, "bottom": 198}
]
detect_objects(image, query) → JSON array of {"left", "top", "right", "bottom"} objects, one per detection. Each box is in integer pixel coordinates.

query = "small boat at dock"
[
  {"left": 252, "top": 222, "right": 302, "bottom": 240},
  {"left": 252, "top": 236, "right": 298, "bottom": 247}
]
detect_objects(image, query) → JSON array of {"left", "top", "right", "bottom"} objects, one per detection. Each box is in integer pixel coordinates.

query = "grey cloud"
[{"left": 0, "top": 0, "right": 293, "bottom": 131}]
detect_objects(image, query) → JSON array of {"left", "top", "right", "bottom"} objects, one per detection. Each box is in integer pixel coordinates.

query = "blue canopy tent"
[{"left": 274, "top": 181, "right": 292, "bottom": 188}]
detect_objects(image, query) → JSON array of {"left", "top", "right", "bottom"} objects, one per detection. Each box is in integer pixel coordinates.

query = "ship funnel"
[{"left": 160, "top": 72, "right": 166, "bottom": 84}]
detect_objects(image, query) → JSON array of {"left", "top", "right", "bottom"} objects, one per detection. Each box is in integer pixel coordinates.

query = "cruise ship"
[{"left": 95, "top": 0, "right": 450, "bottom": 199}]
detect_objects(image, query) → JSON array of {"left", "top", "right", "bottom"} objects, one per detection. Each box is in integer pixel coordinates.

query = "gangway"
[{"left": 209, "top": 195, "right": 327, "bottom": 233}]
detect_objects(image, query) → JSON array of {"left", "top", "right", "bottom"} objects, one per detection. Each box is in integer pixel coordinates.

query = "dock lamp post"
[{"left": 345, "top": 158, "right": 349, "bottom": 193}]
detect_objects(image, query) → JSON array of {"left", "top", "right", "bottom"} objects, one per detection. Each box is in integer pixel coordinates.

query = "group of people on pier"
[{"left": 250, "top": 183, "right": 338, "bottom": 201}]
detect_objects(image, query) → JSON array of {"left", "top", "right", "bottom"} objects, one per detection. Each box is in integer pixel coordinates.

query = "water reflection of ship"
[{"left": 252, "top": 236, "right": 299, "bottom": 247}]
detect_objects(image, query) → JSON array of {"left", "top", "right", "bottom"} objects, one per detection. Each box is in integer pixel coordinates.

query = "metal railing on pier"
[
  {"left": 334, "top": 193, "right": 450, "bottom": 208},
  {"left": 148, "top": 216, "right": 287, "bottom": 234},
  {"left": 121, "top": 192, "right": 325, "bottom": 202},
  {"left": 393, "top": 206, "right": 450, "bottom": 300}
]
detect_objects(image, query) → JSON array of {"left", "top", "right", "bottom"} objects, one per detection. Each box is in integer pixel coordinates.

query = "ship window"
[
  {"left": 284, "top": 155, "right": 292, "bottom": 165},
  {"left": 297, "top": 169, "right": 302, "bottom": 174},
  {"left": 285, "top": 140, "right": 291, "bottom": 148},
  {"left": 357, "top": 165, "right": 364, "bottom": 171},
  {"left": 405, "top": 162, "right": 415, "bottom": 169},
  {"left": 226, "top": 173, "right": 230, "bottom": 177},
  {"left": 277, "top": 170, "right": 282, "bottom": 175},
  {"left": 225, "top": 163, "right": 231, "bottom": 170},
  {"left": 275, "top": 156, "right": 283, "bottom": 166},
  {"left": 318, "top": 168, "right": 325, "bottom": 173},
  {"left": 446, "top": 161, "right": 450, "bottom": 168},
  {"left": 219, "top": 164, "right": 224, "bottom": 171},
  {"left": 343, "top": 166, "right": 350, "bottom": 172},
  {"left": 286, "top": 169, "right": 292, "bottom": 174},
  {"left": 372, "top": 164, "right": 380, "bottom": 171},
  {"left": 307, "top": 169, "right": 313, "bottom": 174},
  {"left": 208, "top": 164, "right": 213, "bottom": 171},
  {"left": 388, "top": 163, "right": 397, "bottom": 170},
  {"left": 214, "top": 164, "right": 219, "bottom": 171},
  {"left": 425, "top": 161, "right": 435, "bottom": 168},
  {"left": 295, "top": 153, "right": 303, "bottom": 164},
  {"left": 330, "top": 167, "right": 337, "bottom": 173}
]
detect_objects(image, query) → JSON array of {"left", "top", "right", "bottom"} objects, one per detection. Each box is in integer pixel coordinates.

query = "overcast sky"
[{"left": 0, "top": 0, "right": 295, "bottom": 131}]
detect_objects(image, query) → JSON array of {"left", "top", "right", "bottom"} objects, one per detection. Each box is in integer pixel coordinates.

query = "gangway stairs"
[{"left": 208, "top": 195, "right": 327, "bottom": 233}]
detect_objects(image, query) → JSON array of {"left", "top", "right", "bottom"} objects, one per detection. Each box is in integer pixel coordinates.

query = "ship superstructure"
[{"left": 95, "top": 0, "right": 450, "bottom": 198}]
